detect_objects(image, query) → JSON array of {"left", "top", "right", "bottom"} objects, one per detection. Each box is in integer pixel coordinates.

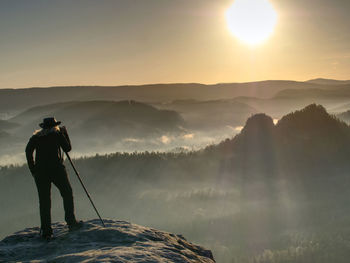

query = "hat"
[{"left": 39, "top": 117, "right": 61, "bottom": 129}]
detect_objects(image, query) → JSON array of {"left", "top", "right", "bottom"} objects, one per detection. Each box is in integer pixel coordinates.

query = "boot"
[
  {"left": 68, "top": 220, "right": 84, "bottom": 231},
  {"left": 40, "top": 228, "right": 53, "bottom": 240}
]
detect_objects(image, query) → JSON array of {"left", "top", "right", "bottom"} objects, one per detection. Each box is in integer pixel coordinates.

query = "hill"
[
  {"left": 274, "top": 86, "right": 350, "bottom": 100},
  {"left": 306, "top": 78, "right": 350, "bottom": 85},
  {"left": 8, "top": 100, "right": 185, "bottom": 153},
  {"left": 232, "top": 86, "right": 350, "bottom": 121},
  {"left": 0, "top": 120, "right": 18, "bottom": 130},
  {"left": 0, "top": 219, "right": 215, "bottom": 263},
  {"left": 153, "top": 99, "right": 257, "bottom": 130},
  {"left": 0, "top": 100, "right": 187, "bottom": 164},
  {"left": 214, "top": 104, "right": 350, "bottom": 175},
  {"left": 11, "top": 100, "right": 184, "bottom": 134},
  {"left": 0, "top": 80, "right": 333, "bottom": 114}
]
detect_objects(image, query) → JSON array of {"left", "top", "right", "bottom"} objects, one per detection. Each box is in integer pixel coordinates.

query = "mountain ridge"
[
  {"left": 0, "top": 80, "right": 340, "bottom": 113},
  {"left": 306, "top": 78, "right": 350, "bottom": 85},
  {"left": 211, "top": 104, "right": 350, "bottom": 175}
]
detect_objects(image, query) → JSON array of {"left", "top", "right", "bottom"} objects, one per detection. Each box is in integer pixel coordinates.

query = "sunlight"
[{"left": 226, "top": 0, "right": 278, "bottom": 45}]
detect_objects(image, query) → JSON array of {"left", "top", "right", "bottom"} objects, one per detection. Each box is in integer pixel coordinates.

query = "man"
[{"left": 25, "top": 117, "right": 82, "bottom": 240}]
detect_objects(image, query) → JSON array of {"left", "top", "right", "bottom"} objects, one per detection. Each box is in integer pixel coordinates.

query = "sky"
[{"left": 0, "top": 0, "right": 350, "bottom": 89}]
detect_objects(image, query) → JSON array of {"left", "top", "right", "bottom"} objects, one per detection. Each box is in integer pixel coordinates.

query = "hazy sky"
[{"left": 1, "top": 0, "right": 350, "bottom": 88}]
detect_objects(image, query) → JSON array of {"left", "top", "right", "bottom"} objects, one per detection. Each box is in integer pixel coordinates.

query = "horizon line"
[{"left": 2, "top": 78, "right": 350, "bottom": 90}]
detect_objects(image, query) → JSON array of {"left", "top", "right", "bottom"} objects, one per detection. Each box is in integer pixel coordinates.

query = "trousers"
[{"left": 34, "top": 166, "right": 76, "bottom": 232}]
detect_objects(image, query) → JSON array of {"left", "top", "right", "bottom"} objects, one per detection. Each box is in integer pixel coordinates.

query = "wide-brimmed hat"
[{"left": 39, "top": 117, "right": 61, "bottom": 128}]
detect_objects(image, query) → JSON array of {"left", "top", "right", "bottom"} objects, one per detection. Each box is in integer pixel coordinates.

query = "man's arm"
[
  {"left": 59, "top": 126, "right": 72, "bottom": 153},
  {"left": 25, "top": 136, "right": 36, "bottom": 174}
]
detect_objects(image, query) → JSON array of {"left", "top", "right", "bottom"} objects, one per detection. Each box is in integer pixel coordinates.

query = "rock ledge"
[{"left": 0, "top": 219, "right": 215, "bottom": 262}]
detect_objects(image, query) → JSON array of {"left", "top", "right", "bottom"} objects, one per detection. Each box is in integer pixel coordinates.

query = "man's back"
[{"left": 26, "top": 126, "right": 71, "bottom": 172}]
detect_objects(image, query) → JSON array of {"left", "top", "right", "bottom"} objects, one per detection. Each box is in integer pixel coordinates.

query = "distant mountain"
[
  {"left": 0, "top": 80, "right": 334, "bottom": 113},
  {"left": 232, "top": 83, "right": 350, "bottom": 119},
  {"left": 233, "top": 96, "right": 314, "bottom": 119},
  {"left": 0, "top": 120, "right": 18, "bottom": 130},
  {"left": 11, "top": 100, "right": 184, "bottom": 132},
  {"left": 153, "top": 99, "right": 257, "bottom": 130},
  {"left": 274, "top": 86, "right": 350, "bottom": 100},
  {"left": 8, "top": 100, "right": 185, "bottom": 153},
  {"left": 307, "top": 78, "right": 350, "bottom": 85},
  {"left": 213, "top": 104, "right": 350, "bottom": 175}
]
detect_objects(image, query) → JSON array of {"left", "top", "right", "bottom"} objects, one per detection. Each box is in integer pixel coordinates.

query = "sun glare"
[{"left": 226, "top": 0, "right": 278, "bottom": 45}]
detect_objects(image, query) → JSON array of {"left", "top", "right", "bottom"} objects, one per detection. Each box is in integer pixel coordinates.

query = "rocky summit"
[{"left": 0, "top": 219, "right": 215, "bottom": 263}]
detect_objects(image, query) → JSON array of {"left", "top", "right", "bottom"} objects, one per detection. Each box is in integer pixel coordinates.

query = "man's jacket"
[{"left": 25, "top": 126, "right": 71, "bottom": 173}]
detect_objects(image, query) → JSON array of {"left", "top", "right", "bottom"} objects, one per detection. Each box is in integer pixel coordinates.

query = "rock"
[{"left": 0, "top": 219, "right": 215, "bottom": 263}]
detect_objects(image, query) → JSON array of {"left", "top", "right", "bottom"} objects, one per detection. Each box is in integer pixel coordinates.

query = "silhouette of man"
[{"left": 25, "top": 117, "right": 82, "bottom": 239}]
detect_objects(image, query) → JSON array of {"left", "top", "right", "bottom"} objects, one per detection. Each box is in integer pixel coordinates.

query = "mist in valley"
[{"left": 2, "top": 80, "right": 350, "bottom": 166}]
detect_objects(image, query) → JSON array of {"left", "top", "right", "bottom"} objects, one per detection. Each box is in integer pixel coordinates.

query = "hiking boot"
[{"left": 68, "top": 220, "right": 84, "bottom": 231}]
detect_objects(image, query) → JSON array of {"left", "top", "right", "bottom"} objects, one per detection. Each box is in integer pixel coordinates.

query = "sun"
[{"left": 226, "top": 0, "right": 278, "bottom": 45}]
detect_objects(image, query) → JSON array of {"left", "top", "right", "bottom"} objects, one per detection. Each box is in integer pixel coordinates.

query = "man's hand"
[{"left": 59, "top": 125, "right": 72, "bottom": 152}]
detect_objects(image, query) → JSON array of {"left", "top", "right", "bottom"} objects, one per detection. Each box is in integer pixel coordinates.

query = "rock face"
[{"left": 0, "top": 219, "right": 215, "bottom": 263}]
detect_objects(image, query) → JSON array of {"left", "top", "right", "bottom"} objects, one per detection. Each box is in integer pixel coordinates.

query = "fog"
[
  {"left": 2, "top": 149, "right": 350, "bottom": 263},
  {"left": 2, "top": 103, "right": 350, "bottom": 262},
  {"left": 0, "top": 127, "right": 240, "bottom": 167},
  {"left": 2, "top": 82, "right": 350, "bottom": 262},
  {"left": 0, "top": 99, "right": 248, "bottom": 166}
]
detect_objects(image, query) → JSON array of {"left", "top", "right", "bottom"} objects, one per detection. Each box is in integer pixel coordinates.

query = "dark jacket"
[{"left": 25, "top": 126, "right": 71, "bottom": 173}]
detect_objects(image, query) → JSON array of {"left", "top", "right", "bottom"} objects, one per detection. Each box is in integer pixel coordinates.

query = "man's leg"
[
  {"left": 34, "top": 174, "right": 52, "bottom": 235},
  {"left": 52, "top": 167, "right": 77, "bottom": 225}
]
